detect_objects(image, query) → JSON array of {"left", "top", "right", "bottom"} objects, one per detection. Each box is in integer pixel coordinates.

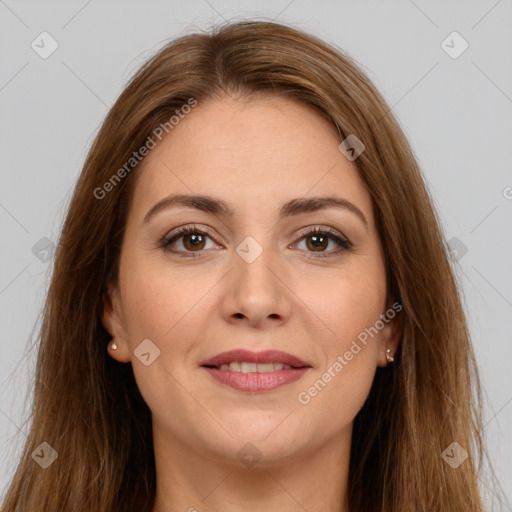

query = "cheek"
[
  {"left": 123, "top": 278, "right": 176, "bottom": 337},
  {"left": 119, "top": 250, "right": 205, "bottom": 340},
  {"left": 295, "top": 287, "right": 382, "bottom": 434},
  {"left": 323, "top": 290, "right": 384, "bottom": 355},
  {"left": 313, "top": 260, "right": 387, "bottom": 354},
  {"left": 296, "top": 259, "right": 385, "bottom": 406}
]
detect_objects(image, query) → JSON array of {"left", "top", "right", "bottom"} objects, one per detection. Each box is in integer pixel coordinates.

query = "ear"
[
  {"left": 102, "top": 283, "right": 131, "bottom": 363},
  {"left": 376, "top": 302, "right": 403, "bottom": 368}
]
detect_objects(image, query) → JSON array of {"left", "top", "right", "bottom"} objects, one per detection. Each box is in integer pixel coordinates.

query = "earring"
[
  {"left": 109, "top": 340, "right": 118, "bottom": 351},
  {"left": 386, "top": 348, "right": 394, "bottom": 363}
]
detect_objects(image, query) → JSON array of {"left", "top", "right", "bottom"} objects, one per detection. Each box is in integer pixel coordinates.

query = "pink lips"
[
  {"left": 200, "top": 349, "right": 312, "bottom": 392},
  {"left": 200, "top": 349, "right": 310, "bottom": 368}
]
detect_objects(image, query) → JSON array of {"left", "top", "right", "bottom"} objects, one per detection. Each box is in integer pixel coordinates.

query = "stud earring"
[
  {"left": 109, "top": 340, "right": 118, "bottom": 351},
  {"left": 386, "top": 348, "right": 394, "bottom": 363}
]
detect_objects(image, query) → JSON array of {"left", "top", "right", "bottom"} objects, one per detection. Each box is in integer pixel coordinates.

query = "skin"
[{"left": 103, "top": 94, "right": 401, "bottom": 512}]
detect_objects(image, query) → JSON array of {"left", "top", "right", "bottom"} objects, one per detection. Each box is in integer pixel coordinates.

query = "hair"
[{"left": 1, "top": 19, "right": 500, "bottom": 512}]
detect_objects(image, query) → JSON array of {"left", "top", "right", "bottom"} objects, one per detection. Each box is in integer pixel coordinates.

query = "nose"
[{"left": 220, "top": 239, "right": 293, "bottom": 329}]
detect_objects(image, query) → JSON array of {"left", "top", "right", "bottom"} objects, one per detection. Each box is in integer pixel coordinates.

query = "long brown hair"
[{"left": 1, "top": 19, "right": 499, "bottom": 511}]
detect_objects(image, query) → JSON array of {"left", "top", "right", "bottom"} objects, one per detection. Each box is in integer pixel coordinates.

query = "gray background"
[{"left": 1, "top": 0, "right": 511, "bottom": 507}]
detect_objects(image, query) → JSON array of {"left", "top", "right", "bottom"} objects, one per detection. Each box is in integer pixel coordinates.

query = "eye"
[
  {"left": 160, "top": 224, "right": 352, "bottom": 259},
  {"left": 160, "top": 225, "right": 220, "bottom": 258},
  {"left": 292, "top": 226, "right": 352, "bottom": 258}
]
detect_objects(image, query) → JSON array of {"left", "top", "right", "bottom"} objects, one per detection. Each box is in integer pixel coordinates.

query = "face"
[{"left": 103, "top": 94, "right": 401, "bottom": 466}]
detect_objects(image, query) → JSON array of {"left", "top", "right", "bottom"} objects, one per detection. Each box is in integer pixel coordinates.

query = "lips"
[
  {"left": 200, "top": 349, "right": 312, "bottom": 392},
  {"left": 200, "top": 349, "right": 311, "bottom": 369}
]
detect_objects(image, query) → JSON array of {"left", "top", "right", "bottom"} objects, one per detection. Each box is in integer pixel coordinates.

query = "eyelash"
[{"left": 160, "top": 224, "right": 352, "bottom": 259}]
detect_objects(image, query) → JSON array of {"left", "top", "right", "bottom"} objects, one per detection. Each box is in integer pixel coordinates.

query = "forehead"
[
  {"left": 160, "top": 95, "right": 340, "bottom": 167},
  {"left": 130, "top": 95, "right": 374, "bottom": 223}
]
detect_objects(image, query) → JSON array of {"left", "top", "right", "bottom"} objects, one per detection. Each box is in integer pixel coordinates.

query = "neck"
[{"left": 151, "top": 424, "right": 352, "bottom": 512}]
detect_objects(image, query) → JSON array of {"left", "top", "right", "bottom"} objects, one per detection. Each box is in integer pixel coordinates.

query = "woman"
[{"left": 1, "top": 19, "right": 496, "bottom": 511}]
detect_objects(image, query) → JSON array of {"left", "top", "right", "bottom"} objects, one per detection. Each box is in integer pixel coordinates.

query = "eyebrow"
[{"left": 143, "top": 193, "right": 368, "bottom": 226}]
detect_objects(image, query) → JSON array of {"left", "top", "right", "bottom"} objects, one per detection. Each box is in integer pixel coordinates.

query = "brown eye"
[
  {"left": 161, "top": 225, "right": 219, "bottom": 257},
  {"left": 181, "top": 232, "right": 206, "bottom": 251},
  {"left": 305, "top": 233, "right": 329, "bottom": 252},
  {"left": 293, "top": 227, "right": 352, "bottom": 258}
]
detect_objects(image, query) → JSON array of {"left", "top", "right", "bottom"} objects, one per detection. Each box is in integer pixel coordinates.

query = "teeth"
[
  {"left": 241, "top": 362, "right": 257, "bottom": 373},
  {"left": 217, "top": 362, "right": 293, "bottom": 372},
  {"left": 256, "top": 363, "right": 275, "bottom": 373}
]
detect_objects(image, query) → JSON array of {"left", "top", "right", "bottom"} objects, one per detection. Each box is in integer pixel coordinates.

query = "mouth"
[
  {"left": 200, "top": 349, "right": 312, "bottom": 392},
  {"left": 203, "top": 362, "right": 299, "bottom": 372}
]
